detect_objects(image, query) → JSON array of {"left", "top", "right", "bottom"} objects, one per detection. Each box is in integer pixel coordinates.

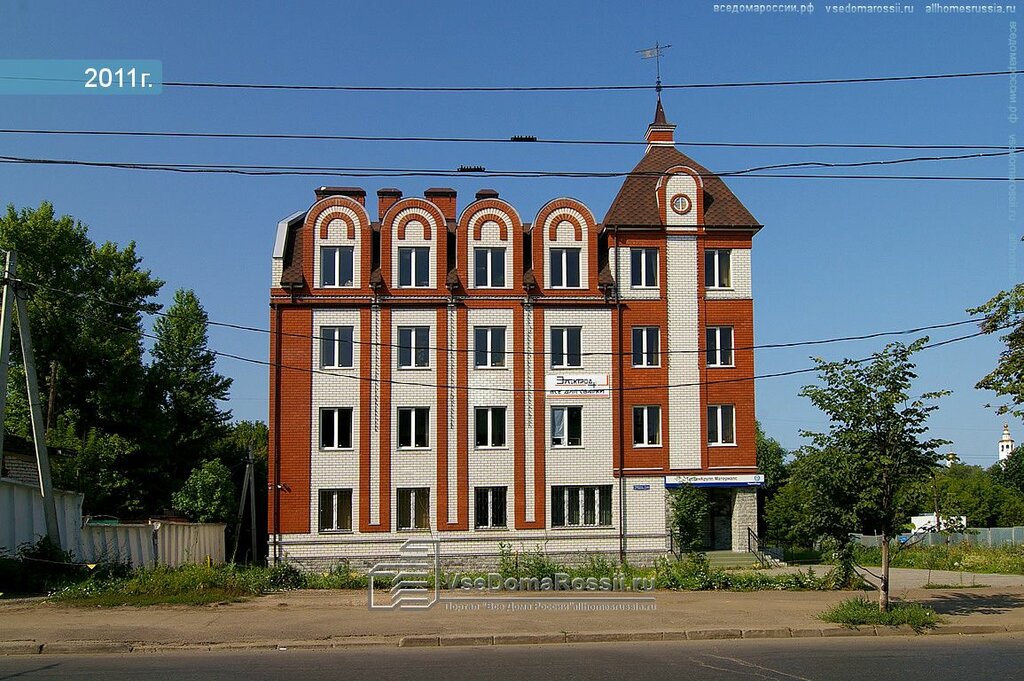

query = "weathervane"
[{"left": 637, "top": 42, "right": 671, "bottom": 93}]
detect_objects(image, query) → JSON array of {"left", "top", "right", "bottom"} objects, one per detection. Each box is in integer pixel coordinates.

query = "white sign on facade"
[
  {"left": 664, "top": 474, "right": 764, "bottom": 488},
  {"left": 545, "top": 374, "right": 610, "bottom": 397}
]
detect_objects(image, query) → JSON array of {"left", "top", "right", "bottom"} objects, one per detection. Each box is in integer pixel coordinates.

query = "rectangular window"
[
  {"left": 705, "top": 249, "right": 732, "bottom": 289},
  {"left": 551, "top": 485, "right": 612, "bottom": 527},
  {"left": 321, "top": 246, "right": 355, "bottom": 288},
  {"left": 319, "top": 408, "right": 353, "bottom": 450},
  {"left": 397, "top": 326, "right": 430, "bottom": 368},
  {"left": 708, "top": 405, "right": 736, "bottom": 445},
  {"left": 320, "top": 326, "right": 354, "bottom": 369},
  {"left": 549, "top": 248, "right": 581, "bottom": 288},
  {"left": 397, "top": 407, "right": 430, "bottom": 449},
  {"left": 474, "top": 486, "right": 507, "bottom": 529},
  {"left": 398, "top": 246, "right": 430, "bottom": 287},
  {"left": 631, "top": 326, "right": 660, "bottom": 367},
  {"left": 397, "top": 488, "right": 430, "bottom": 530},
  {"left": 706, "top": 327, "right": 734, "bottom": 367},
  {"left": 551, "top": 406, "right": 583, "bottom": 447},
  {"left": 474, "top": 407, "right": 507, "bottom": 448},
  {"left": 630, "top": 248, "right": 658, "bottom": 288},
  {"left": 473, "top": 247, "right": 506, "bottom": 288},
  {"left": 473, "top": 326, "right": 506, "bottom": 368},
  {"left": 550, "top": 326, "right": 582, "bottom": 368},
  {"left": 318, "top": 489, "right": 353, "bottom": 532},
  {"left": 632, "top": 405, "right": 661, "bottom": 446}
]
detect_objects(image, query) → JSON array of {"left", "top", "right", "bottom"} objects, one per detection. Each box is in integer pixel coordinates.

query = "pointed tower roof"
[{"left": 604, "top": 98, "right": 760, "bottom": 228}]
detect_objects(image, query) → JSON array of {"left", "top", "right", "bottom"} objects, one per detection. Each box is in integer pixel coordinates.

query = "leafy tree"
[
  {"left": 150, "top": 289, "right": 232, "bottom": 492},
  {"left": 755, "top": 421, "right": 788, "bottom": 495},
  {"left": 763, "top": 475, "right": 817, "bottom": 546},
  {"left": 172, "top": 460, "right": 236, "bottom": 523},
  {"left": 798, "top": 339, "right": 948, "bottom": 611},
  {"left": 995, "top": 444, "right": 1024, "bottom": 497},
  {"left": 0, "top": 202, "right": 162, "bottom": 439},
  {"left": 970, "top": 285, "right": 1024, "bottom": 417},
  {"left": 927, "top": 463, "right": 1023, "bottom": 527},
  {"left": 667, "top": 485, "right": 709, "bottom": 553}
]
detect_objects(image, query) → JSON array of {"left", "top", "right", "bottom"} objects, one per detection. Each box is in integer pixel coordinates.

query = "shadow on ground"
[{"left": 922, "top": 592, "right": 1024, "bottom": 616}]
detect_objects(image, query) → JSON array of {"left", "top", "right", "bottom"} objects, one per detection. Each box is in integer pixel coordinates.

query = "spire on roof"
[{"left": 645, "top": 95, "right": 676, "bottom": 149}]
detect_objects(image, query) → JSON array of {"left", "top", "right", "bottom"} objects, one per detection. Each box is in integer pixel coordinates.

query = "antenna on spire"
[{"left": 637, "top": 42, "right": 671, "bottom": 93}]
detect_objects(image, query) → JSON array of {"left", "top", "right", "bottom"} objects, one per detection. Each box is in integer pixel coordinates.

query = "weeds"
[{"left": 818, "top": 597, "right": 942, "bottom": 629}]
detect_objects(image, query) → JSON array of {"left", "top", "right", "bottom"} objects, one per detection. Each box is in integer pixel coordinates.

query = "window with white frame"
[
  {"left": 473, "top": 326, "right": 506, "bottom": 368},
  {"left": 549, "top": 247, "right": 581, "bottom": 288},
  {"left": 551, "top": 406, "right": 582, "bottom": 447},
  {"left": 630, "top": 248, "right": 658, "bottom": 288},
  {"left": 551, "top": 485, "right": 612, "bottom": 527},
  {"left": 397, "top": 487, "right": 430, "bottom": 530},
  {"left": 708, "top": 404, "right": 736, "bottom": 445},
  {"left": 318, "top": 489, "right": 353, "bottom": 532},
  {"left": 474, "top": 486, "right": 507, "bottom": 529},
  {"left": 397, "top": 407, "right": 430, "bottom": 449},
  {"left": 631, "top": 326, "right": 660, "bottom": 367},
  {"left": 473, "top": 247, "right": 506, "bottom": 288},
  {"left": 319, "top": 407, "right": 353, "bottom": 450},
  {"left": 397, "top": 326, "right": 429, "bottom": 368},
  {"left": 706, "top": 327, "right": 734, "bottom": 367},
  {"left": 321, "top": 246, "right": 355, "bottom": 288},
  {"left": 475, "top": 406, "right": 507, "bottom": 448},
  {"left": 632, "top": 405, "right": 661, "bottom": 446},
  {"left": 550, "top": 326, "right": 582, "bottom": 368},
  {"left": 705, "top": 249, "right": 732, "bottom": 289},
  {"left": 320, "top": 326, "right": 354, "bottom": 368},
  {"left": 398, "top": 246, "right": 430, "bottom": 287}
]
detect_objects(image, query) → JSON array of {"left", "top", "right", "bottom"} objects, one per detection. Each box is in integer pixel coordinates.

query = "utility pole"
[
  {"left": 0, "top": 250, "right": 60, "bottom": 545},
  {"left": 230, "top": 447, "right": 258, "bottom": 564}
]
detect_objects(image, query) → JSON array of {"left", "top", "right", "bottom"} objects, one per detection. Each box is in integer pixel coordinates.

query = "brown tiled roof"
[
  {"left": 522, "top": 269, "right": 538, "bottom": 289},
  {"left": 280, "top": 220, "right": 306, "bottom": 287},
  {"left": 597, "top": 261, "right": 615, "bottom": 288},
  {"left": 603, "top": 145, "right": 760, "bottom": 228}
]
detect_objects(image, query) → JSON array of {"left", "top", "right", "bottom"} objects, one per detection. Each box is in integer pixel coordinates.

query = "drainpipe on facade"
[
  {"left": 614, "top": 227, "right": 626, "bottom": 564},
  {"left": 272, "top": 301, "right": 282, "bottom": 565}
]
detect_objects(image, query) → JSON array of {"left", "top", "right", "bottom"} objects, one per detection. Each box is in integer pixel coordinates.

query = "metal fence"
[
  {"left": 854, "top": 527, "right": 1024, "bottom": 548},
  {"left": 2, "top": 479, "right": 226, "bottom": 567}
]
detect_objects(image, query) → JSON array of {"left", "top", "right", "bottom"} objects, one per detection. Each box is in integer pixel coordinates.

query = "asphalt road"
[{"left": 1, "top": 635, "right": 1021, "bottom": 680}]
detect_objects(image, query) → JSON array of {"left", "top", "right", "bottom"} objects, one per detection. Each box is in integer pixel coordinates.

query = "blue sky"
[{"left": 1, "top": 1, "right": 1021, "bottom": 465}]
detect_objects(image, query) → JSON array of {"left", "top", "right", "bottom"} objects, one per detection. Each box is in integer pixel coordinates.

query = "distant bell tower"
[{"left": 998, "top": 423, "right": 1015, "bottom": 463}]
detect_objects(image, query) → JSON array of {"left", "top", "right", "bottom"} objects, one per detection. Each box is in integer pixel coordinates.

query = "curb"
[{"left": 3, "top": 624, "right": 1021, "bottom": 656}]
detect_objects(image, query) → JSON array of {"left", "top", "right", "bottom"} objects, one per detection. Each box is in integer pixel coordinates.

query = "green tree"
[
  {"left": 929, "top": 463, "right": 1018, "bottom": 527},
  {"left": 763, "top": 475, "right": 817, "bottom": 546},
  {"left": 667, "top": 485, "right": 709, "bottom": 553},
  {"left": 172, "top": 460, "right": 236, "bottom": 523},
  {"left": 970, "top": 285, "right": 1024, "bottom": 417},
  {"left": 995, "top": 445, "right": 1024, "bottom": 496},
  {"left": 798, "top": 339, "right": 948, "bottom": 611},
  {"left": 150, "top": 289, "right": 233, "bottom": 492},
  {"left": 0, "top": 202, "right": 162, "bottom": 438}
]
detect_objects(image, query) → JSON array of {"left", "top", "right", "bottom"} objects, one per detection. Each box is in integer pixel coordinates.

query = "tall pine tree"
[{"left": 150, "top": 289, "right": 232, "bottom": 494}]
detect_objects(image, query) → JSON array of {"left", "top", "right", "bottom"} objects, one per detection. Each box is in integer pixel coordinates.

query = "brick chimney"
[
  {"left": 424, "top": 187, "right": 457, "bottom": 221},
  {"left": 475, "top": 188, "right": 499, "bottom": 201},
  {"left": 377, "top": 188, "right": 402, "bottom": 220},
  {"left": 315, "top": 186, "right": 366, "bottom": 205}
]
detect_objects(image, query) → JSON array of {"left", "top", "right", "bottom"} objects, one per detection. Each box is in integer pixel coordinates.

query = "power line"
[
  {"left": 16, "top": 277, "right": 991, "bottom": 358},
  {"left": 0, "top": 128, "right": 1010, "bottom": 151},
  {"left": 158, "top": 69, "right": 1024, "bottom": 92},
  {"left": 2, "top": 152, "right": 1020, "bottom": 182},
  {"left": 61, "top": 290, "right": 997, "bottom": 395}
]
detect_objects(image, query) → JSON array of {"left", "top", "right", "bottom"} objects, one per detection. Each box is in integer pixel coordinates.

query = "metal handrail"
[{"left": 747, "top": 527, "right": 769, "bottom": 568}]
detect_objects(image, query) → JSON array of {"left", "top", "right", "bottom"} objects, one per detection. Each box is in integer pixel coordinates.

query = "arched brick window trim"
[
  {"left": 534, "top": 198, "right": 594, "bottom": 242},
  {"left": 656, "top": 165, "right": 705, "bottom": 225},
  {"left": 457, "top": 199, "right": 522, "bottom": 241},
  {"left": 306, "top": 196, "right": 369, "bottom": 240},
  {"left": 384, "top": 198, "right": 447, "bottom": 241}
]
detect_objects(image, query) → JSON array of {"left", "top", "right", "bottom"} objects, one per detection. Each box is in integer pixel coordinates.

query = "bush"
[
  {"left": 0, "top": 537, "right": 85, "bottom": 595},
  {"left": 819, "top": 597, "right": 941, "bottom": 629},
  {"left": 654, "top": 554, "right": 834, "bottom": 591}
]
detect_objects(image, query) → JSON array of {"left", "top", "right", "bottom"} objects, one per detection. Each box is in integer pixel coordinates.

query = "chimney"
[
  {"left": 425, "top": 187, "right": 457, "bottom": 221},
  {"left": 475, "top": 188, "right": 499, "bottom": 201},
  {"left": 315, "top": 186, "right": 366, "bottom": 205},
  {"left": 377, "top": 188, "right": 402, "bottom": 220}
]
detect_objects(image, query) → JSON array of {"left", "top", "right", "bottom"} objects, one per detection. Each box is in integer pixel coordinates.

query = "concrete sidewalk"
[{"left": 2, "top": 568, "right": 1022, "bottom": 655}]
